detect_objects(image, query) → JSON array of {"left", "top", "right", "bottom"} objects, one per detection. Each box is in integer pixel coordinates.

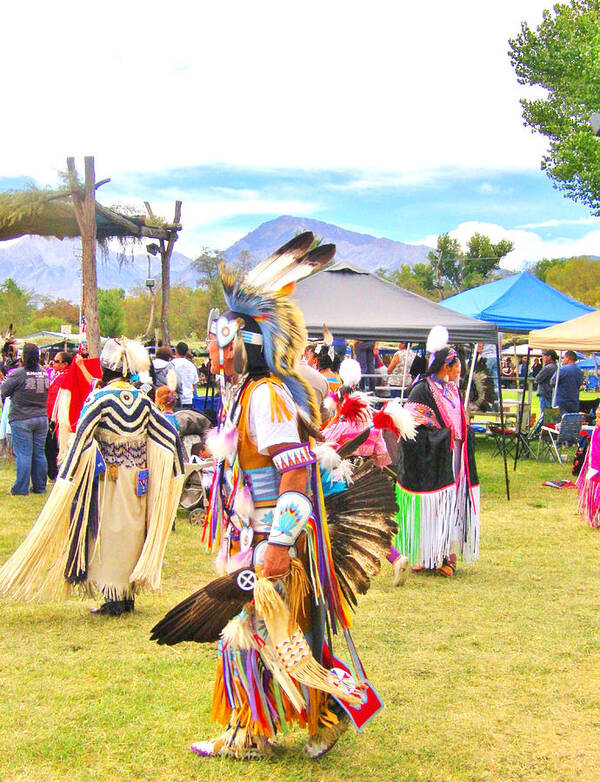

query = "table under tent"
[
  {"left": 441, "top": 272, "right": 595, "bottom": 470},
  {"left": 292, "top": 262, "right": 513, "bottom": 497}
]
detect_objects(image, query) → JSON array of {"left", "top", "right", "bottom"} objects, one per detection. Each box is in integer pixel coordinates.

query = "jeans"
[{"left": 10, "top": 416, "right": 48, "bottom": 495}]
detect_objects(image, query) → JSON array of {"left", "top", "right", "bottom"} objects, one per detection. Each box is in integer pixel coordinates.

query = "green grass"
[{"left": 1, "top": 443, "right": 600, "bottom": 781}]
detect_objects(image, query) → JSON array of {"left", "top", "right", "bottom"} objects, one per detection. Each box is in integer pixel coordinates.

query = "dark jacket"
[
  {"left": 534, "top": 361, "right": 556, "bottom": 402},
  {"left": 1, "top": 366, "right": 49, "bottom": 422}
]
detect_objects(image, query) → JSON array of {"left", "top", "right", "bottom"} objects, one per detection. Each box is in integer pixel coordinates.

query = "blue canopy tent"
[
  {"left": 442, "top": 273, "right": 594, "bottom": 470},
  {"left": 441, "top": 272, "right": 593, "bottom": 333}
]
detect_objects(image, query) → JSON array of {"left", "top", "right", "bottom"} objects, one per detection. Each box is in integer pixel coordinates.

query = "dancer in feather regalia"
[
  {"left": 394, "top": 326, "right": 480, "bottom": 578},
  {"left": 151, "top": 233, "right": 397, "bottom": 760},
  {"left": 0, "top": 338, "right": 186, "bottom": 615}
]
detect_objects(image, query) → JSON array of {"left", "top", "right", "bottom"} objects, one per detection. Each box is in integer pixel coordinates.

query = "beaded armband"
[
  {"left": 268, "top": 491, "right": 312, "bottom": 547},
  {"left": 272, "top": 443, "right": 316, "bottom": 474}
]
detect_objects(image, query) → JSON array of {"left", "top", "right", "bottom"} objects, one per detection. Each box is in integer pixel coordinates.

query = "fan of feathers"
[{"left": 150, "top": 459, "right": 397, "bottom": 646}]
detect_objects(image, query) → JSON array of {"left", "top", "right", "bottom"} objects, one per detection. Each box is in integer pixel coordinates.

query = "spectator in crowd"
[
  {"left": 298, "top": 351, "right": 331, "bottom": 422},
  {"left": 534, "top": 350, "right": 558, "bottom": 420},
  {"left": 155, "top": 385, "right": 180, "bottom": 431},
  {"left": 45, "top": 351, "right": 73, "bottom": 481},
  {"left": 170, "top": 341, "right": 199, "bottom": 410},
  {"left": 518, "top": 357, "right": 527, "bottom": 379},
  {"left": 551, "top": 350, "right": 584, "bottom": 416},
  {"left": 531, "top": 357, "right": 542, "bottom": 377},
  {"left": 354, "top": 340, "right": 375, "bottom": 391},
  {"left": 387, "top": 342, "right": 415, "bottom": 387},
  {"left": 1, "top": 343, "right": 49, "bottom": 496},
  {"left": 153, "top": 345, "right": 173, "bottom": 388}
]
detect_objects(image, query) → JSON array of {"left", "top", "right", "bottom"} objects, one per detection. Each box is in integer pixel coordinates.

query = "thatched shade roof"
[{"left": 0, "top": 188, "right": 175, "bottom": 242}]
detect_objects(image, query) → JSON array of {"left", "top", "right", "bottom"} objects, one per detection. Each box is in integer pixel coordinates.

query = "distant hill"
[{"left": 224, "top": 215, "right": 432, "bottom": 270}]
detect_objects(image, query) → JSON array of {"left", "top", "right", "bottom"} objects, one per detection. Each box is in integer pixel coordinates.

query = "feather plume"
[
  {"left": 233, "top": 484, "right": 254, "bottom": 521},
  {"left": 372, "top": 409, "right": 399, "bottom": 437},
  {"left": 380, "top": 399, "right": 416, "bottom": 440},
  {"left": 332, "top": 458, "right": 354, "bottom": 484},
  {"left": 339, "top": 358, "right": 361, "bottom": 388},
  {"left": 323, "top": 324, "right": 333, "bottom": 347},
  {"left": 267, "top": 243, "right": 336, "bottom": 292},
  {"left": 166, "top": 368, "right": 178, "bottom": 393},
  {"left": 338, "top": 393, "right": 369, "bottom": 425},
  {"left": 244, "top": 232, "right": 315, "bottom": 289},
  {"left": 313, "top": 443, "right": 342, "bottom": 472},
  {"left": 426, "top": 325, "right": 449, "bottom": 355},
  {"left": 206, "top": 425, "right": 238, "bottom": 461}
]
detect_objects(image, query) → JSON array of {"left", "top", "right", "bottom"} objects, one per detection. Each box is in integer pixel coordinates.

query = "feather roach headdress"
[
  {"left": 218, "top": 232, "right": 336, "bottom": 424},
  {"left": 314, "top": 323, "right": 336, "bottom": 363},
  {"left": 426, "top": 325, "right": 457, "bottom": 373}
]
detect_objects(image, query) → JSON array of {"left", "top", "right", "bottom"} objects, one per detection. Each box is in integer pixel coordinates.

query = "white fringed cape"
[{"left": 0, "top": 386, "right": 185, "bottom": 602}]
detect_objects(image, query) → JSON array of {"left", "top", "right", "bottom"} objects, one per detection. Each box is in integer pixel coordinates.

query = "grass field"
[{"left": 1, "top": 441, "right": 600, "bottom": 782}]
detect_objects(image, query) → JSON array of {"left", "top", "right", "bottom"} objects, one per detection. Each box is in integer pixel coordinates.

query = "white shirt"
[
  {"left": 248, "top": 381, "right": 300, "bottom": 454},
  {"left": 170, "top": 357, "right": 199, "bottom": 405}
]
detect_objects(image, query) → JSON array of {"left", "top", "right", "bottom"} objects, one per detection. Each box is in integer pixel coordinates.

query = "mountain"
[
  {"left": 223, "top": 215, "right": 432, "bottom": 270},
  {"left": 0, "top": 217, "right": 432, "bottom": 301},
  {"left": 0, "top": 236, "right": 197, "bottom": 302}
]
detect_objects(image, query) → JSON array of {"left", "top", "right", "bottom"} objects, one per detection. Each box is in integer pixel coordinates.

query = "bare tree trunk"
[
  {"left": 67, "top": 156, "right": 101, "bottom": 358},
  {"left": 160, "top": 200, "right": 182, "bottom": 346}
]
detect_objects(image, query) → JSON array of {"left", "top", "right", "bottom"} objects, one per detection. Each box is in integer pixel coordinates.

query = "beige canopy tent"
[{"left": 529, "top": 308, "right": 600, "bottom": 350}]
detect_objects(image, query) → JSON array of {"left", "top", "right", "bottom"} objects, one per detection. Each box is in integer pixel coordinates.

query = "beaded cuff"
[
  {"left": 272, "top": 443, "right": 316, "bottom": 473},
  {"left": 268, "top": 491, "right": 312, "bottom": 547}
]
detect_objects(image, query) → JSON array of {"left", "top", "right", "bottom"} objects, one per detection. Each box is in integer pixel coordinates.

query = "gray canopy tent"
[
  {"left": 294, "top": 262, "right": 510, "bottom": 498},
  {"left": 294, "top": 262, "right": 498, "bottom": 342}
]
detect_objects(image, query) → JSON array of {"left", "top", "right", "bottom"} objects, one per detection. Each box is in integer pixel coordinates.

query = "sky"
[{"left": 2, "top": 0, "right": 599, "bottom": 268}]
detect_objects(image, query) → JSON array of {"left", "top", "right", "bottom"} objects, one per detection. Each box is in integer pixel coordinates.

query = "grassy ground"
[{"left": 1, "top": 442, "right": 600, "bottom": 782}]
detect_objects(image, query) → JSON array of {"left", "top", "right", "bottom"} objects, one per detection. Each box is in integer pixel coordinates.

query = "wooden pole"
[
  {"left": 144, "top": 254, "right": 156, "bottom": 339},
  {"left": 159, "top": 200, "right": 182, "bottom": 346},
  {"left": 67, "top": 156, "right": 101, "bottom": 358}
]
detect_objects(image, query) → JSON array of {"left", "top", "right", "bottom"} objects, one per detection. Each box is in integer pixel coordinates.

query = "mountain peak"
[{"left": 223, "top": 215, "right": 432, "bottom": 270}]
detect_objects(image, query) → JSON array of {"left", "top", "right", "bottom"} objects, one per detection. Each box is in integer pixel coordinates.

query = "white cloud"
[
  {"left": 416, "top": 221, "right": 600, "bottom": 268},
  {"left": 0, "top": 1, "right": 553, "bottom": 182},
  {"left": 517, "top": 217, "right": 600, "bottom": 229}
]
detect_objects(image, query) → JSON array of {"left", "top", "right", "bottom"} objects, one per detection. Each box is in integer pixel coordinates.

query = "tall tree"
[
  {"left": 0, "top": 279, "right": 34, "bottom": 333},
  {"left": 509, "top": 0, "right": 600, "bottom": 213}
]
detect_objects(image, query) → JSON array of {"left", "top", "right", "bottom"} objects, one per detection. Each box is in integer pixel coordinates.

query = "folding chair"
[{"left": 537, "top": 412, "right": 584, "bottom": 463}]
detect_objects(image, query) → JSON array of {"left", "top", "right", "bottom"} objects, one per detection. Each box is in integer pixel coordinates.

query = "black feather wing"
[{"left": 150, "top": 567, "right": 256, "bottom": 646}]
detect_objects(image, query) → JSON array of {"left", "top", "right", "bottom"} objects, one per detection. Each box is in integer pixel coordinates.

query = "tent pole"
[
  {"left": 496, "top": 339, "right": 510, "bottom": 500},
  {"left": 513, "top": 347, "right": 531, "bottom": 471},
  {"left": 464, "top": 343, "right": 478, "bottom": 409},
  {"left": 552, "top": 352, "right": 562, "bottom": 408},
  {"left": 399, "top": 342, "right": 412, "bottom": 402}
]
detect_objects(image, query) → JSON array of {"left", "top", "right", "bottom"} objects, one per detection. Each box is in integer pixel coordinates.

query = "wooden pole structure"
[
  {"left": 159, "top": 200, "right": 182, "bottom": 346},
  {"left": 67, "top": 156, "right": 101, "bottom": 358}
]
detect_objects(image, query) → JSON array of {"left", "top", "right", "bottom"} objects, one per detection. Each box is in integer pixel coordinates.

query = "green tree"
[
  {"left": 97, "top": 288, "right": 125, "bottom": 337},
  {"left": 191, "top": 248, "right": 226, "bottom": 309},
  {"left": 32, "top": 298, "right": 79, "bottom": 328},
  {"left": 0, "top": 279, "right": 35, "bottom": 334},
  {"left": 532, "top": 257, "right": 566, "bottom": 281},
  {"left": 509, "top": 0, "right": 600, "bottom": 213},
  {"left": 461, "top": 234, "right": 514, "bottom": 289},
  {"left": 428, "top": 233, "right": 463, "bottom": 290},
  {"left": 544, "top": 255, "right": 600, "bottom": 305}
]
